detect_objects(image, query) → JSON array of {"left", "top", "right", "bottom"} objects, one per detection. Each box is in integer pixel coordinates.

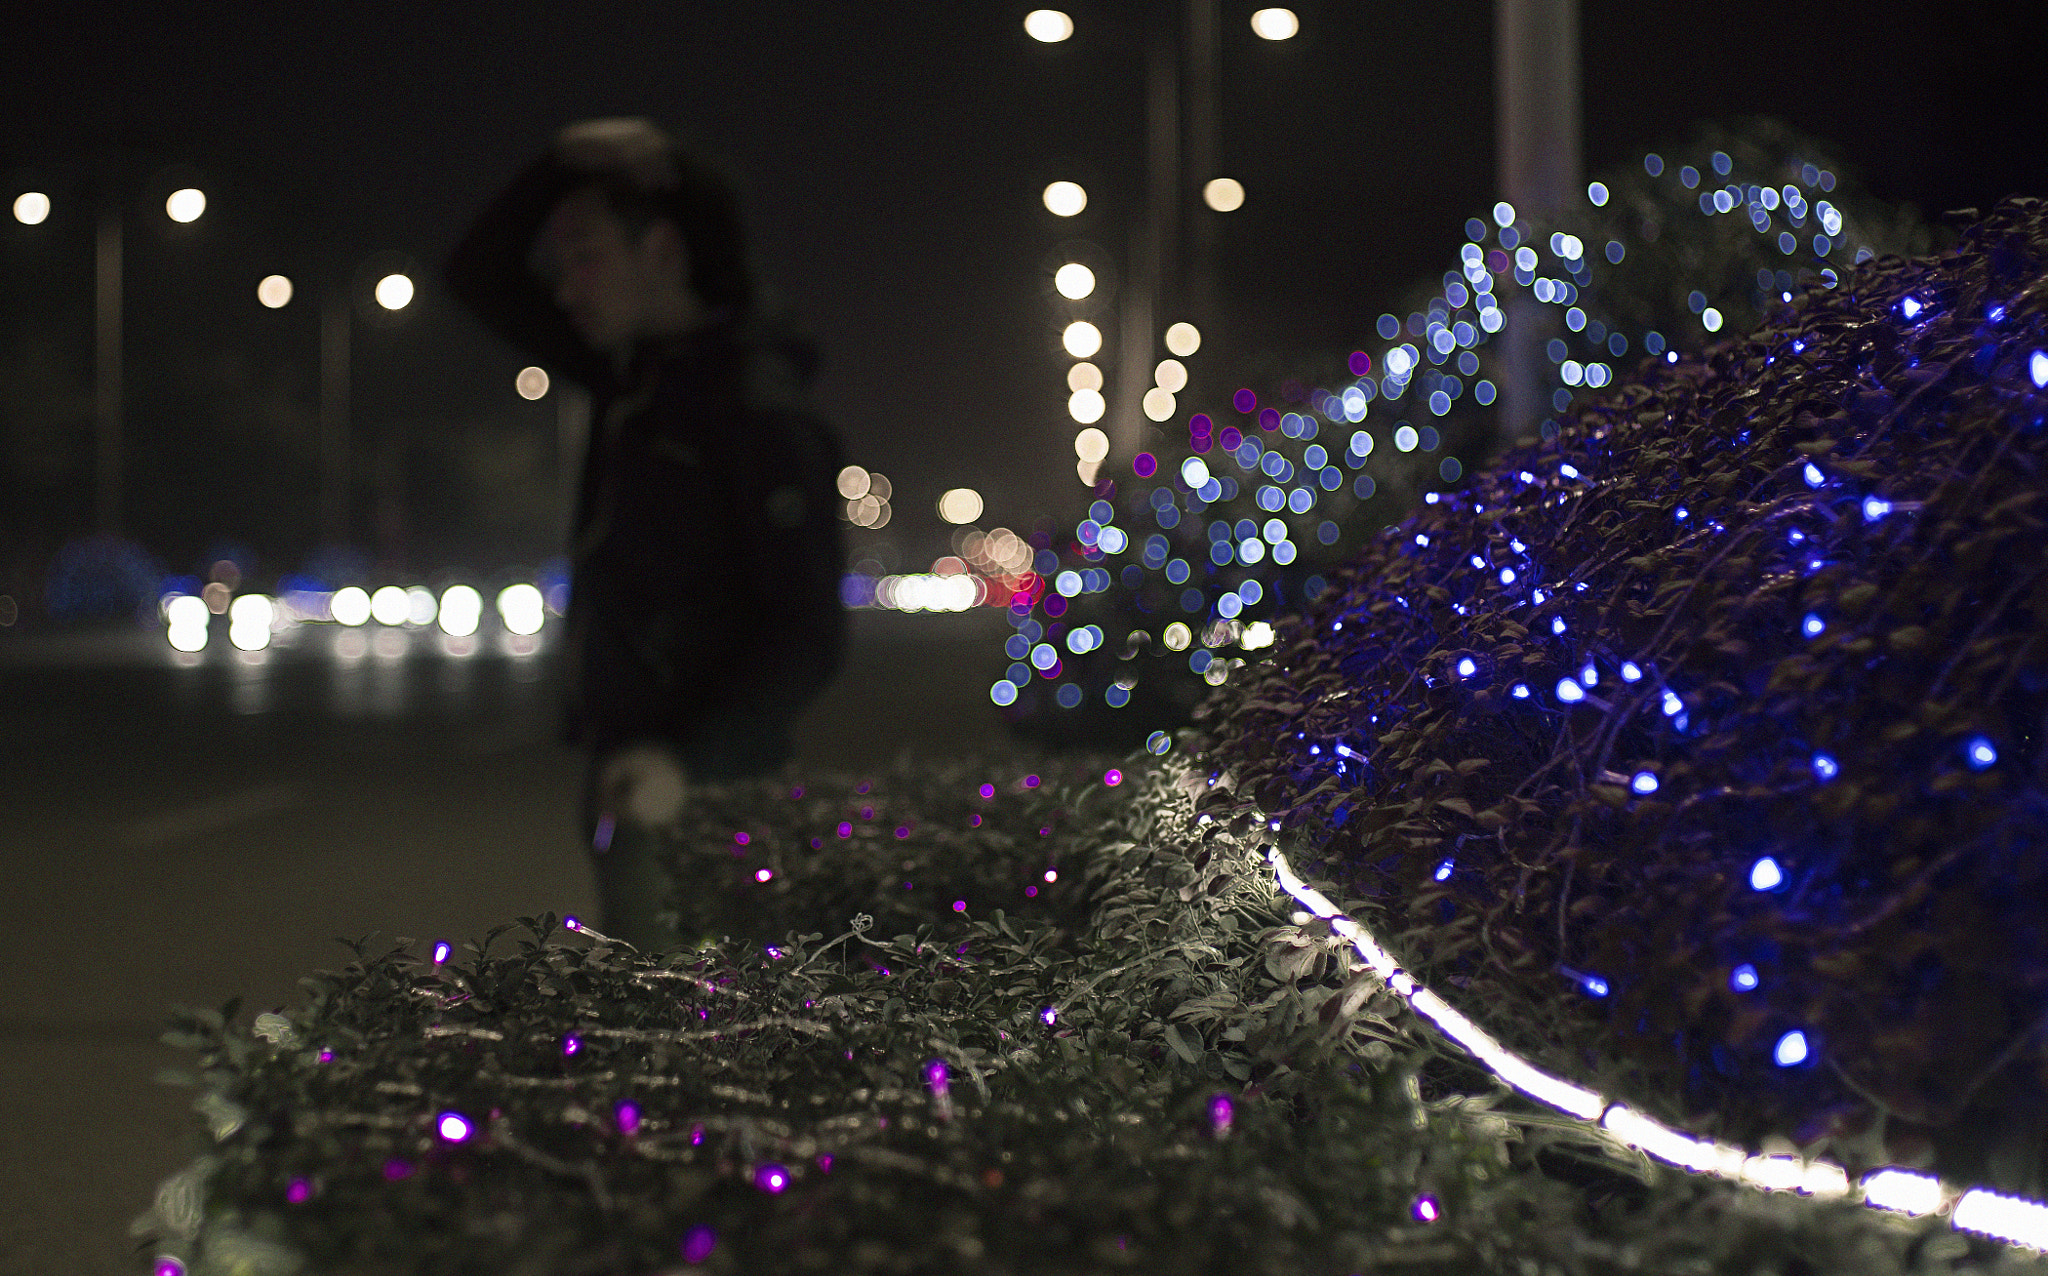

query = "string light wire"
[{"left": 1255, "top": 834, "right": 2048, "bottom": 1249}]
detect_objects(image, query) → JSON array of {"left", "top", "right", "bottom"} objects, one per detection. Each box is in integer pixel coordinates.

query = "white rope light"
[{"left": 1256, "top": 838, "right": 2048, "bottom": 1249}]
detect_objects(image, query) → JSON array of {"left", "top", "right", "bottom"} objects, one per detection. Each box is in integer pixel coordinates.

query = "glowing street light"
[
  {"left": 12, "top": 192, "right": 49, "bottom": 225},
  {"left": 1061, "top": 320, "right": 1102, "bottom": 358},
  {"left": 1022, "top": 9, "right": 1073, "bottom": 42},
  {"left": 256, "top": 274, "right": 293, "bottom": 309},
  {"left": 374, "top": 273, "right": 414, "bottom": 310},
  {"left": 1250, "top": 8, "right": 1299, "bottom": 39},
  {"left": 1202, "top": 177, "right": 1245, "bottom": 212},
  {"left": 1053, "top": 262, "right": 1095, "bottom": 299},
  {"left": 937, "top": 488, "right": 984, "bottom": 524},
  {"left": 165, "top": 188, "right": 206, "bottom": 223},
  {"left": 1042, "top": 181, "right": 1087, "bottom": 217},
  {"left": 515, "top": 366, "right": 551, "bottom": 400}
]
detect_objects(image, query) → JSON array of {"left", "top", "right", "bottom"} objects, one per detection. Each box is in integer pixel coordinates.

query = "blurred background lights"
[
  {"left": 937, "top": 488, "right": 983, "bottom": 524},
  {"left": 1966, "top": 736, "right": 1998, "bottom": 769},
  {"left": 1750, "top": 856, "right": 1785, "bottom": 891},
  {"left": 1142, "top": 387, "right": 1176, "bottom": 421},
  {"left": 1163, "top": 322, "right": 1200, "bottom": 357},
  {"left": 437, "top": 585, "right": 482, "bottom": 637},
  {"left": 369, "top": 586, "right": 408, "bottom": 626},
  {"left": 165, "top": 187, "right": 206, "bottom": 223},
  {"left": 1731, "top": 963, "right": 1760, "bottom": 992},
  {"left": 1249, "top": 7, "right": 1299, "bottom": 39},
  {"left": 1022, "top": 9, "right": 1073, "bottom": 41},
  {"left": 256, "top": 274, "right": 293, "bottom": 309},
  {"left": 1154, "top": 358, "right": 1188, "bottom": 393},
  {"left": 1202, "top": 177, "right": 1245, "bottom": 212},
  {"left": 330, "top": 586, "right": 371, "bottom": 627},
  {"left": 1067, "top": 361, "right": 1102, "bottom": 392},
  {"left": 1053, "top": 262, "right": 1095, "bottom": 299},
  {"left": 2030, "top": 350, "right": 2048, "bottom": 389},
  {"left": 12, "top": 191, "right": 50, "bottom": 225},
  {"left": 514, "top": 366, "right": 550, "bottom": 400},
  {"left": 496, "top": 584, "right": 545, "bottom": 636},
  {"left": 1180, "top": 457, "right": 1210, "bottom": 488},
  {"left": 836, "top": 465, "right": 871, "bottom": 500},
  {"left": 1042, "top": 181, "right": 1087, "bottom": 217},
  {"left": 1062, "top": 320, "right": 1103, "bottom": 358},
  {"left": 1068, "top": 387, "right": 1106, "bottom": 423},
  {"left": 227, "top": 593, "right": 273, "bottom": 651},
  {"left": 436, "top": 1112, "right": 472, "bottom": 1142},
  {"left": 374, "top": 273, "right": 414, "bottom": 310},
  {"left": 1773, "top": 1029, "right": 1810, "bottom": 1067},
  {"left": 165, "top": 594, "right": 210, "bottom": 652},
  {"left": 405, "top": 586, "right": 438, "bottom": 627},
  {"left": 1074, "top": 428, "right": 1109, "bottom": 463}
]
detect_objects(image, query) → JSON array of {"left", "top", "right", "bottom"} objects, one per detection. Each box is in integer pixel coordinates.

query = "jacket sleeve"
[{"left": 442, "top": 156, "right": 613, "bottom": 390}]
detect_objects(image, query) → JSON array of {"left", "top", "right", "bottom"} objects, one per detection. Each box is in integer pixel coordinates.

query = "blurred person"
[{"left": 446, "top": 118, "right": 847, "bottom": 949}]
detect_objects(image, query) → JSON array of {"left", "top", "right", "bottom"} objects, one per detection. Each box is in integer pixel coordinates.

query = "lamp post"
[
  {"left": 1494, "top": 0, "right": 1581, "bottom": 444},
  {"left": 262, "top": 264, "right": 413, "bottom": 549},
  {"left": 1028, "top": 4, "right": 1295, "bottom": 475},
  {"left": 11, "top": 173, "right": 208, "bottom": 537}
]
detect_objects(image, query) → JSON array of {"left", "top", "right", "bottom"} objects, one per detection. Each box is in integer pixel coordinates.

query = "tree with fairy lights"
[{"left": 994, "top": 119, "right": 1936, "bottom": 749}]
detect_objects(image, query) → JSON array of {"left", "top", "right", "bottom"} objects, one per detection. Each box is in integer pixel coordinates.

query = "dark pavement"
[{"left": 0, "top": 608, "right": 1014, "bottom": 1275}]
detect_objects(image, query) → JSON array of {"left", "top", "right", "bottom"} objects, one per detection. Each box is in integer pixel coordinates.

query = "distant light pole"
[
  {"left": 264, "top": 264, "right": 414, "bottom": 548},
  {"left": 1027, "top": 4, "right": 1295, "bottom": 477},
  {"left": 11, "top": 174, "right": 208, "bottom": 536},
  {"left": 1495, "top": 0, "right": 1581, "bottom": 444}
]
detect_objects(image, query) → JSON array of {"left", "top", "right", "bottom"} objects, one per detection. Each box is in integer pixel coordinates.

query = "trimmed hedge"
[
  {"left": 138, "top": 755, "right": 2023, "bottom": 1274},
  {"left": 1198, "top": 197, "right": 2048, "bottom": 1193}
]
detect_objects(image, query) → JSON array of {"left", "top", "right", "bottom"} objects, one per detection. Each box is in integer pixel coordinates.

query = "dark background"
[{"left": 3, "top": 1, "right": 2043, "bottom": 586}]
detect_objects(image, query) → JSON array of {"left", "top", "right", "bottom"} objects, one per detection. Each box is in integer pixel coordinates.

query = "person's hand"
[{"left": 598, "top": 744, "right": 688, "bottom": 828}]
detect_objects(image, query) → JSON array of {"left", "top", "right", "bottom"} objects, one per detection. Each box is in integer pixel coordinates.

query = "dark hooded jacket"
[{"left": 444, "top": 120, "right": 846, "bottom": 754}]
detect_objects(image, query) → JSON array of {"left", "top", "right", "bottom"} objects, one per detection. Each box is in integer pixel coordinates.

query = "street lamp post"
[
  {"left": 1031, "top": 5, "right": 1292, "bottom": 476},
  {"left": 11, "top": 172, "right": 207, "bottom": 537},
  {"left": 1495, "top": 0, "right": 1582, "bottom": 444},
  {"left": 95, "top": 201, "right": 123, "bottom": 535},
  {"left": 319, "top": 287, "right": 350, "bottom": 547}
]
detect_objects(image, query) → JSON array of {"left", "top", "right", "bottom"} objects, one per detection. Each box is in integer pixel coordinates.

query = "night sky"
[{"left": 3, "top": 1, "right": 2043, "bottom": 576}]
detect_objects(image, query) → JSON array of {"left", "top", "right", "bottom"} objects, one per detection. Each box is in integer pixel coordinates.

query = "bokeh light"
[
  {"left": 1074, "top": 428, "right": 1109, "bottom": 463},
  {"left": 256, "top": 274, "right": 293, "bottom": 308},
  {"left": 1164, "top": 322, "right": 1200, "bottom": 356},
  {"left": 11, "top": 191, "right": 49, "bottom": 225},
  {"left": 405, "top": 586, "right": 438, "bottom": 626},
  {"left": 1068, "top": 387, "right": 1106, "bottom": 423},
  {"left": 1202, "top": 178, "right": 1245, "bottom": 212},
  {"left": 437, "top": 585, "right": 482, "bottom": 637},
  {"left": 375, "top": 273, "right": 414, "bottom": 310},
  {"left": 1023, "top": 9, "right": 1073, "bottom": 41},
  {"left": 1062, "top": 320, "right": 1103, "bottom": 358},
  {"left": 937, "top": 488, "right": 984, "bottom": 524},
  {"left": 165, "top": 188, "right": 206, "bottom": 223},
  {"left": 228, "top": 593, "right": 273, "bottom": 651},
  {"left": 369, "top": 585, "right": 410, "bottom": 626},
  {"left": 515, "top": 366, "right": 550, "bottom": 400},
  {"left": 1249, "top": 7, "right": 1299, "bottom": 39},
  {"left": 1142, "top": 387, "right": 1176, "bottom": 421},
  {"left": 330, "top": 586, "right": 371, "bottom": 627},
  {"left": 1067, "top": 361, "right": 1103, "bottom": 393},
  {"left": 1042, "top": 181, "right": 1087, "bottom": 217},
  {"left": 836, "top": 466, "right": 871, "bottom": 500},
  {"left": 1054, "top": 262, "right": 1095, "bottom": 299},
  {"left": 1154, "top": 358, "right": 1188, "bottom": 393}
]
